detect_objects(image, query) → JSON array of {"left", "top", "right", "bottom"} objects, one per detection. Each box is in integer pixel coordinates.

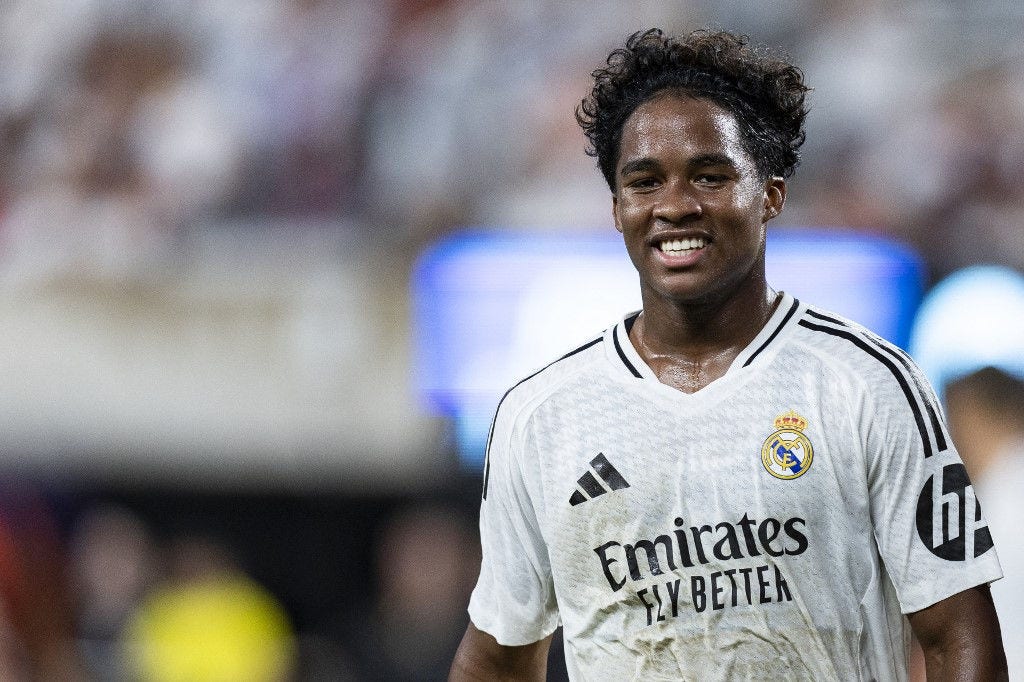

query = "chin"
[
  {"left": 647, "top": 271, "right": 751, "bottom": 307},
  {"left": 649, "top": 283, "right": 722, "bottom": 307}
]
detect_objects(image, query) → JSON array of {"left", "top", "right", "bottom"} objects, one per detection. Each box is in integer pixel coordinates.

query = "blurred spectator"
[
  {"left": 121, "top": 534, "right": 297, "bottom": 682},
  {"left": 214, "top": 0, "right": 381, "bottom": 218},
  {"left": 1, "top": 19, "right": 239, "bottom": 283},
  {"left": 909, "top": 265, "right": 1024, "bottom": 678},
  {"left": 892, "top": 65, "right": 1024, "bottom": 280},
  {"left": 0, "top": 481, "right": 85, "bottom": 680},
  {"left": 944, "top": 368, "right": 1024, "bottom": 678},
  {"left": 70, "top": 504, "right": 157, "bottom": 680},
  {"left": 342, "top": 503, "right": 478, "bottom": 681}
]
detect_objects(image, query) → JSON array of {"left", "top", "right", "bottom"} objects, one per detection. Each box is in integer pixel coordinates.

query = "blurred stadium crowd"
[{"left": 1, "top": 0, "right": 1023, "bottom": 679}]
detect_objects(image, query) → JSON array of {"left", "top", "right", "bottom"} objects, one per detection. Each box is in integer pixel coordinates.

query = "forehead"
[{"left": 617, "top": 94, "right": 751, "bottom": 169}]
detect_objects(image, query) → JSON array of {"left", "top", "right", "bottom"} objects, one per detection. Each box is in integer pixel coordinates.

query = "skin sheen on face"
[{"left": 612, "top": 94, "right": 785, "bottom": 309}]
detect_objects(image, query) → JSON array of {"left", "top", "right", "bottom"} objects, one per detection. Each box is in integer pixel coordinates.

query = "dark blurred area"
[{"left": 1, "top": 0, "right": 1023, "bottom": 679}]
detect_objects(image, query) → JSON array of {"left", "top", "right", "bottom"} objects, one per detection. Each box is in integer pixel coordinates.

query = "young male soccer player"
[{"left": 450, "top": 29, "right": 1007, "bottom": 680}]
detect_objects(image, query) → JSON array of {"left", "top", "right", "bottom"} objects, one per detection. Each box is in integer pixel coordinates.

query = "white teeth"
[{"left": 659, "top": 237, "right": 707, "bottom": 253}]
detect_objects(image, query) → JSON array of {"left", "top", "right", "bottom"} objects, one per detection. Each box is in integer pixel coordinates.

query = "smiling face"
[{"left": 613, "top": 93, "right": 785, "bottom": 308}]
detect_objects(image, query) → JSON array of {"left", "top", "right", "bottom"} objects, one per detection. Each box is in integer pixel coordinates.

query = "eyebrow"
[
  {"left": 688, "top": 153, "right": 738, "bottom": 169},
  {"left": 618, "top": 153, "right": 739, "bottom": 178},
  {"left": 618, "top": 157, "right": 661, "bottom": 177}
]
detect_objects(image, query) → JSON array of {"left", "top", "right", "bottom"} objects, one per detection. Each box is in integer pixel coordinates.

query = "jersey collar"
[{"left": 608, "top": 292, "right": 802, "bottom": 384}]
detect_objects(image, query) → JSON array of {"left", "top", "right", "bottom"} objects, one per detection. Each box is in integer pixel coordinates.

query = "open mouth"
[{"left": 657, "top": 236, "right": 708, "bottom": 254}]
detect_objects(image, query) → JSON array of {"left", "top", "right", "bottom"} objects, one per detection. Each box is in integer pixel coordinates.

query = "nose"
[{"left": 652, "top": 180, "right": 701, "bottom": 223}]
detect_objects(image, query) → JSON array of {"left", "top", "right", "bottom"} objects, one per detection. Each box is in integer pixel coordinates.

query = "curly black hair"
[{"left": 577, "top": 28, "right": 810, "bottom": 190}]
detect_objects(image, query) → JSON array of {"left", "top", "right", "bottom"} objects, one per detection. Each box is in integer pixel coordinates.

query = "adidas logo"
[{"left": 569, "top": 454, "right": 630, "bottom": 506}]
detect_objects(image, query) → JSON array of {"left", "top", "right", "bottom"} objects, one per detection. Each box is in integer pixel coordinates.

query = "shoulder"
[
  {"left": 792, "top": 303, "right": 949, "bottom": 454},
  {"left": 481, "top": 331, "right": 607, "bottom": 500},
  {"left": 790, "top": 304, "right": 917, "bottom": 384},
  {"left": 494, "top": 332, "right": 607, "bottom": 426}
]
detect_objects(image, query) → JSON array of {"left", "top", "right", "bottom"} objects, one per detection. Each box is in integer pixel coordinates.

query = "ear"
[
  {"left": 762, "top": 177, "right": 786, "bottom": 222},
  {"left": 612, "top": 193, "right": 623, "bottom": 234}
]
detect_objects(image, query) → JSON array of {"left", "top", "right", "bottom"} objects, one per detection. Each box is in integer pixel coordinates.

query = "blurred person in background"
[
  {"left": 70, "top": 504, "right": 158, "bottom": 680},
  {"left": 0, "top": 482, "right": 85, "bottom": 680},
  {"left": 342, "top": 502, "right": 478, "bottom": 681},
  {"left": 874, "top": 64, "right": 1024, "bottom": 282},
  {"left": 452, "top": 28, "right": 1006, "bottom": 680},
  {"left": 121, "top": 533, "right": 296, "bottom": 682},
  {"left": 909, "top": 265, "right": 1024, "bottom": 678},
  {"left": 944, "top": 368, "right": 1024, "bottom": 676},
  {"left": 214, "top": 0, "right": 378, "bottom": 219},
  {"left": 1, "top": 19, "right": 239, "bottom": 283}
]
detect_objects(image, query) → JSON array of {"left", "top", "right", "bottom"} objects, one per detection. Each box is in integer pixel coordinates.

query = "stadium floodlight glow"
[
  {"left": 909, "top": 265, "right": 1024, "bottom": 397},
  {"left": 413, "top": 229, "right": 924, "bottom": 467}
]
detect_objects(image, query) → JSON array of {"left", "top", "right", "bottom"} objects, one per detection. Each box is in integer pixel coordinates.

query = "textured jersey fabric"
[{"left": 467, "top": 293, "right": 1002, "bottom": 681}]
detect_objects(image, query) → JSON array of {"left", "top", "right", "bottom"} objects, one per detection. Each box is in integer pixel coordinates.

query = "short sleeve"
[
  {"left": 467, "top": 397, "right": 559, "bottom": 645},
  {"left": 864, "top": 357, "right": 1002, "bottom": 614}
]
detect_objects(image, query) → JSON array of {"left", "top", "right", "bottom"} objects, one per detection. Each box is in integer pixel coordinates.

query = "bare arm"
[
  {"left": 907, "top": 584, "right": 1007, "bottom": 681},
  {"left": 449, "top": 622, "right": 553, "bottom": 682}
]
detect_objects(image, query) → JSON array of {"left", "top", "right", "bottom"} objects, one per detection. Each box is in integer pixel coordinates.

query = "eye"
[
  {"left": 694, "top": 173, "right": 729, "bottom": 185},
  {"left": 626, "top": 176, "right": 660, "bottom": 191}
]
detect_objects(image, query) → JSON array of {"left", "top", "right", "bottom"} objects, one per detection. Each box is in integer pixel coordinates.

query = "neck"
[
  {"left": 638, "top": 279, "right": 777, "bottom": 357},
  {"left": 629, "top": 274, "right": 780, "bottom": 393}
]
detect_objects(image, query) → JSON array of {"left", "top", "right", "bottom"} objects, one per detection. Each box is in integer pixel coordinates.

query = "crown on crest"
[{"left": 774, "top": 410, "right": 808, "bottom": 432}]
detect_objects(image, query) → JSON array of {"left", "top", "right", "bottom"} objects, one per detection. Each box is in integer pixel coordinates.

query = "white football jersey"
[{"left": 468, "top": 293, "right": 1002, "bottom": 681}]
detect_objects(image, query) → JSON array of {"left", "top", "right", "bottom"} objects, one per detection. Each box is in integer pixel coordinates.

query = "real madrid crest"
[{"left": 761, "top": 410, "right": 813, "bottom": 480}]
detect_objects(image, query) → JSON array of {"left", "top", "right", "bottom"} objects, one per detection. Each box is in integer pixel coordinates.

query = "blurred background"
[{"left": 1, "top": 0, "right": 1023, "bottom": 679}]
